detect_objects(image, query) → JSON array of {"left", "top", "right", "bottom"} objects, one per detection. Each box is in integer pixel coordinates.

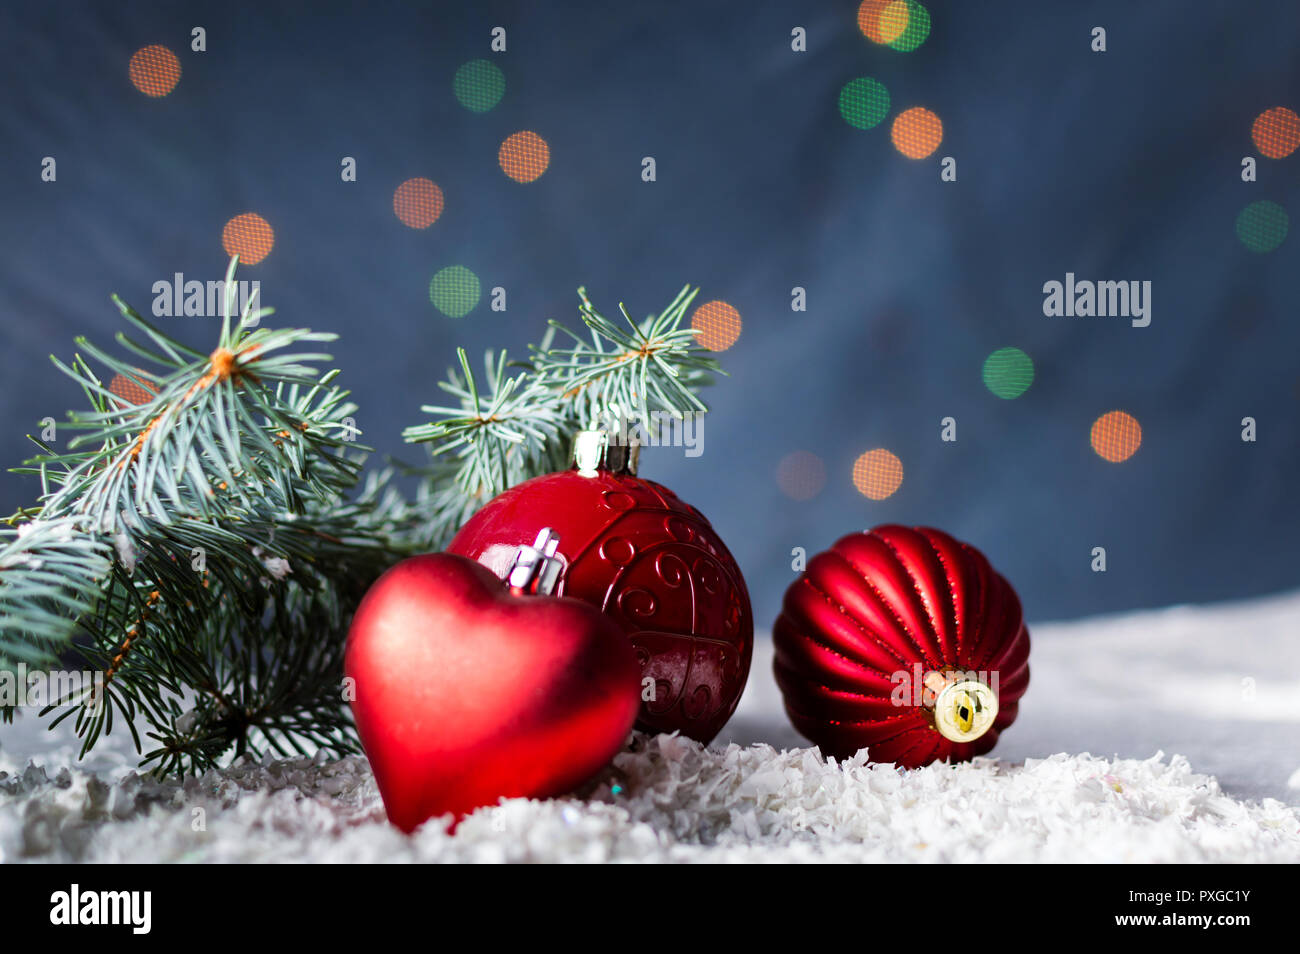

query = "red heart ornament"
[{"left": 345, "top": 552, "right": 642, "bottom": 832}]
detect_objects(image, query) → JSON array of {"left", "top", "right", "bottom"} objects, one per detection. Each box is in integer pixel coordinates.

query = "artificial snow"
[
  {"left": 251, "top": 545, "right": 292, "bottom": 581},
  {"left": 1, "top": 737, "right": 1296, "bottom": 863},
  {"left": 2, "top": 590, "right": 1298, "bottom": 863}
]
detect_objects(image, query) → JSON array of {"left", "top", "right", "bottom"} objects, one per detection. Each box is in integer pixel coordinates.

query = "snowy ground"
[{"left": 3, "top": 592, "right": 1298, "bottom": 863}]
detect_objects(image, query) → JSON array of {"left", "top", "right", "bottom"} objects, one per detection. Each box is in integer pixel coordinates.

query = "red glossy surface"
[
  {"left": 345, "top": 553, "right": 641, "bottom": 832},
  {"left": 449, "top": 468, "right": 754, "bottom": 744},
  {"left": 773, "top": 525, "right": 1030, "bottom": 767}
]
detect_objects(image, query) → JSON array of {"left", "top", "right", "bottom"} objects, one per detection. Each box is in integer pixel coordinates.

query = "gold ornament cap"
[
  {"left": 925, "top": 671, "right": 999, "bottom": 743},
  {"left": 572, "top": 427, "right": 639, "bottom": 477}
]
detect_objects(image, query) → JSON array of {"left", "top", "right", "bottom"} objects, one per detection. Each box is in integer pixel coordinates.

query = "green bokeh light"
[
  {"left": 888, "top": 1, "right": 931, "bottom": 52},
  {"left": 1235, "top": 200, "right": 1289, "bottom": 253},
  {"left": 838, "top": 77, "right": 890, "bottom": 130},
  {"left": 983, "top": 347, "right": 1034, "bottom": 399},
  {"left": 453, "top": 59, "right": 505, "bottom": 113},
  {"left": 430, "top": 266, "right": 481, "bottom": 318}
]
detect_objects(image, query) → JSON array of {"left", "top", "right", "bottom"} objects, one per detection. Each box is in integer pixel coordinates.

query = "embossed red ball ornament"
[
  {"left": 448, "top": 431, "right": 753, "bottom": 744},
  {"left": 773, "top": 525, "right": 1030, "bottom": 767},
  {"left": 345, "top": 550, "right": 641, "bottom": 832}
]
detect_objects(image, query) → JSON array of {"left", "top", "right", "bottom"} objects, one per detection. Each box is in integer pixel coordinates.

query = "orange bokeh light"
[
  {"left": 499, "top": 131, "right": 550, "bottom": 183},
  {"left": 776, "top": 451, "right": 826, "bottom": 501},
  {"left": 221, "top": 213, "right": 275, "bottom": 265},
  {"left": 129, "top": 45, "right": 181, "bottom": 98},
  {"left": 1090, "top": 411, "right": 1142, "bottom": 462},
  {"left": 690, "top": 300, "right": 742, "bottom": 351},
  {"left": 858, "top": 0, "right": 909, "bottom": 44},
  {"left": 108, "top": 373, "right": 157, "bottom": 406},
  {"left": 852, "top": 449, "right": 904, "bottom": 500},
  {"left": 1251, "top": 107, "right": 1300, "bottom": 160},
  {"left": 393, "top": 177, "right": 444, "bottom": 228},
  {"left": 891, "top": 107, "right": 943, "bottom": 159}
]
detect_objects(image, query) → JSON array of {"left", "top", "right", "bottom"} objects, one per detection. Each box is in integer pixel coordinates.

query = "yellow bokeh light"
[
  {"left": 1090, "top": 411, "right": 1142, "bottom": 462},
  {"left": 108, "top": 373, "right": 156, "bottom": 406},
  {"left": 129, "top": 45, "right": 181, "bottom": 98},
  {"left": 776, "top": 451, "right": 826, "bottom": 501},
  {"left": 878, "top": 1, "right": 911, "bottom": 43},
  {"left": 221, "top": 213, "right": 275, "bottom": 266},
  {"left": 393, "top": 177, "right": 444, "bottom": 229},
  {"left": 891, "top": 107, "right": 943, "bottom": 159},
  {"left": 499, "top": 131, "right": 550, "bottom": 183},
  {"left": 690, "top": 300, "right": 742, "bottom": 351},
  {"left": 1251, "top": 107, "right": 1300, "bottom": 160},
  {"left": 852, "top": 449, "right": 904, "bottom": 500},
  {"left": 858, "top": 0, "right": 908, "bottom": 44}
]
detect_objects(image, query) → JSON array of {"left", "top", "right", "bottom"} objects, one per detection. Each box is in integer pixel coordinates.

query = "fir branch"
[
  {"left": 403, "top": 285, "right": 722, "bottom": 547},
  {"left": 1, "top": 258, "right": 407, "bottom": 774},
  {"left": 535, "top": 284, "right": 718, "bottom": 422},
  {"left": 403, "top": 348, "right": 565, "bottom": 499},
  {"left": 1, "top": 269, "right": 731, "bottom": 774}
]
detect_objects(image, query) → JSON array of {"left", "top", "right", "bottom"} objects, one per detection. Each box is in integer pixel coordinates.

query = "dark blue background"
[{"left": 2, "top": 0, "right": 1297, "bottom": 627}]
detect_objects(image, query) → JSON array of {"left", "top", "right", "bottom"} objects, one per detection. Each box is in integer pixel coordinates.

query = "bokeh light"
[
  {"left": 393, "top": 177, "right": 444, "bottom": 229},
  {"left": 838, "top": 77, "right": 891, "bottom": 130},
  {"left": 499, "top": 131, "right": 550, "bottom": 183},
  {"left": 852, "top": 449, "right": 904, "bottom": 500},
  {"left": 891, "top": 107, "right": 943, "bottom": 159},
  {"left": 1235, "top": 200, "right": 1289, "bottom": 252},
  {"left": 454, "top": 59, "right": 505, "bottom": 112},
  {"left": 108, "top": 373, "right": 156, "bottom": 406},
  {"left": 776, "top": 451, "right": 826, "bottom": 501},
  {"left": 1090, "top": 411, "right": 1142, "bottom": 463},
  {"left": 888, "top": 1, "right": 930, "bottom": 51},
  {"left": 1251, "top": 107, "right": 1300, "bottom": 159},
  {"left": 858, "top": 0, "right": 908, "bottom": 45},
  {"left": 429, "top": 266, "right": 481, "bottom": 318},
  {"left": 221, "top": 213, "right": 275, "bottom": 265},
  {"left": 690, "top": 300, "right": 742, "bottom": 351},
  {"left": 982, "top": 347, "right": 1034, "bottom": 399},
  {"left": 129, "top": 45, "right": 181, "bottom": 98}
]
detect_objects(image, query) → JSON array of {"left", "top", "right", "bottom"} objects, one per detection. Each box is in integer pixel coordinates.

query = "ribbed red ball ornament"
[
  {"left": 448, "top": 431, "right": 753, "bottom": 744},
  {"left": 773, "top": 525, "right": 1030, "bottom": 767}
]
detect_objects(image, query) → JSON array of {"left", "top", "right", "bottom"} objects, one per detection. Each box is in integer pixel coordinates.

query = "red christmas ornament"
[
  {"left": 773, "top": 525, "right": 1030, "bottom": 767},
  {"left": 448, "top": 432, "right": 753, "bottom": 744},
  {"left": 345, "top": 550, "right": 641, "bottom": 832}
]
